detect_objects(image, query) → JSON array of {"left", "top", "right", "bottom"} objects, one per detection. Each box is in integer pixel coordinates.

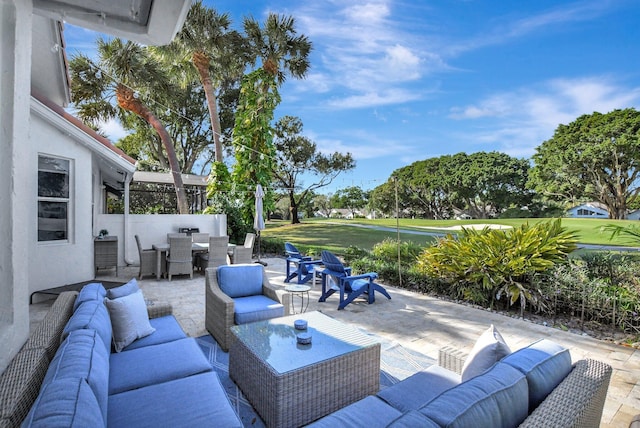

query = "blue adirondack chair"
[
  {"left": 284, "top": 242, "right": 323, "bottom": 284},
  {"left": 318, "top": 250, "right": 391, "bottom": 310}
]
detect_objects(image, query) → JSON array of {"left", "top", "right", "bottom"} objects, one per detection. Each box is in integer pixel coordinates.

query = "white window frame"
[{"left": 37, "top": 154, "right": 72, "bottom": 243}]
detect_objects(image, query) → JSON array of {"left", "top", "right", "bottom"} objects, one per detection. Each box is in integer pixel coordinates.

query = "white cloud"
[
  {"left": 99, "top": 118, "right": 128, "bottom": 141},
  {"left": 448, "top": 76, "right": 640, "bottom": 157}
]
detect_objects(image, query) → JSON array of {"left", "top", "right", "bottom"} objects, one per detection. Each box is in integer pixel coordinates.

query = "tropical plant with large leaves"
[
  {"left": 417, "top": 219, "right": 578, "bottom": 316},
  {"left": 69, "top": 38, "right": 189, "bottom": 213}
]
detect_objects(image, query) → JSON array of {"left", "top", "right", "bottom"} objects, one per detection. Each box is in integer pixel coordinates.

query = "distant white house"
[{"left": 566, "top": 202, "right": 609, "bottom": 218}]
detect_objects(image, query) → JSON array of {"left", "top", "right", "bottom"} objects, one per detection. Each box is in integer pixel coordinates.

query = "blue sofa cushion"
[
  {"left": 73, "top": 282, "right": 106, "bottom": 311},
  {"left": 121, "top": 315, "right": 186, "bottom": 351},
  {"left": 377, "top": 364, "right": 461, "bottom": 412},
  {"left": 106, "top": 278, "right": 139, "bottom": 300},
  {"left": 107, "top": 371, "right": 242, "bottom": 428},
  {"left": 22, "top": 378, "right": 104, "bottom": 428},
  {"left": 217, "top": 264, "right": 263, "bottom": 297},
  {"left": 419, "top": 362, "right": 529, "bottom": 428},
  {"left": 306, "top": 396, "right": 402, "bottom": 427},
  {"left": 62, "top": 299, "right": 112, "bottom": 354},
  {"left": 501, "top": 339, "right": 572, "bottom": 412},
  {"left": 233, "top": 295, "right": 284, "bottom": 325},
  {"left": 108, "top": 338, "right": 212, "bottom": 395},
  {"left": 42, "top": 329, "right": 109, "bottom": 423},
  {"left": 387, "top": 410, "right": 440, "bottom": 427},
  {"left": 105, "top": 289, "right": 156, "bottom": 352}
]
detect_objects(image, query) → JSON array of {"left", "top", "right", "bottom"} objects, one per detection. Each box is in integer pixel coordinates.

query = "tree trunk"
[
  {"left": 193, "top": 51, "right": 223, "bottom": 163},
  {"left": 116, "top": 84, "right": 189, "bottom": 214},
  {"left": 289, "top": 191, "right": 300, "bottom": 224}
]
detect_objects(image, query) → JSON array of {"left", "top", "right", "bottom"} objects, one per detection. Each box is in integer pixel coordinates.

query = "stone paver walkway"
[{"left": 30, "top": 257, "right": 640, "bottom": 427}]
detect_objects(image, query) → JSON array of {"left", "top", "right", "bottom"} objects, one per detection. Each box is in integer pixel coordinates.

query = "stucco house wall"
[{"left": 29, "top": 104, "right": 96, "bottom": 292}]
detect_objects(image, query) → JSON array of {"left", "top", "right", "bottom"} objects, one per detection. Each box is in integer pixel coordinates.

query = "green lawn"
[{"left": 262, "top": 217, "right": 639, "bottom": 252}]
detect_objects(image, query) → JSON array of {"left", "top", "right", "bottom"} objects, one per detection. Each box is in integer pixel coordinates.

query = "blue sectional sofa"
[
  {"left": 308, "top": 339, "right": 612, "bottom": 428},
  {"left": 16, "top": 282, "right": 242, "bottom": 427}
]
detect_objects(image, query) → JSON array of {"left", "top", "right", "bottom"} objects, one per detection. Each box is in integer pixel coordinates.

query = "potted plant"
[{"left": 98, "top": 229, "right": 109, "bottom": 239}]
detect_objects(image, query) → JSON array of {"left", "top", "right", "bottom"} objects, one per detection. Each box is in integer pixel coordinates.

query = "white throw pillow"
[
  {"left": 105, "top": 290, "right": 155, "bottom": 352},
  {"left": 461, "top": 324, "right": 511, "bottom": 381}
]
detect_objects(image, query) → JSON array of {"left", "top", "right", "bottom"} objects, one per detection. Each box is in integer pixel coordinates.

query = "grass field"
[{"left": 261, "top": 217, "right": 640, "bottom": 252}]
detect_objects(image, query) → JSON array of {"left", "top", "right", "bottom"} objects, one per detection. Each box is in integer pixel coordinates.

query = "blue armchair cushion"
[
  {"left": 461, "top": 324, "right": 511, "bottom": 381},
  {"left": 419, "top": 362, "right": 529, "bottom": 428},
  {"left": 106, "top": 278, "right": 139, "bottom": 300},
  {"left": 62, "top": 299, "right": 112, "bottom": 354},
  {"left": 107, "top": 371, "right": 242, "bottom": 428},
  {"left": 121, "top": 315, "right": 186, "bottom": 351},
  {"left": 377, "top": 365, "right": 461, "bottom": 412},
  {"left": 73, "top": 282, "right": 106, "bottom": 311},
  {"left": 105, "top": 289, "right": 156, "bottom": 352},
  {"left": 217, "top": 264, "right": 263, "bottom": 297},
  {"left": 108, "top": 338, "right": 212, "bottom": 395},
  {"left": 41, "top": 329, "right": 109, "bottom": 422},
  {"left": 22, "top": 378, "right": 104, "bottom": 428},
  {"left": 501, "top": 339, "right": 572, "bottom": 412},
  {"left": 233, "top": 295, "right": 285, "bottom": 324},
  {"left": 348, "top": 278, "right": 370, "bottom": 291},
  {"left": 307, "top": 396, "right": 402, "bottom": 427}
]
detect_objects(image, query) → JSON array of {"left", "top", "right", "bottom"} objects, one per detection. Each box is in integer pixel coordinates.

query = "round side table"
[{"left": 285, "top": 284, "right": 311, "bottom": 314}]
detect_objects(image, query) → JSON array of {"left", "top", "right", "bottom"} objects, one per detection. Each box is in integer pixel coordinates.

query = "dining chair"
[
  {"left": 167, "top": 232, "right": 187, "bottom": 243},
  {"left": 198, "top": 236, "right": 229, "bottom": 271},
  {"left": 166, "top": 236, "right": 193, "bottom": 280},
  {"left": 191, "top": 232, "right": 209, "bottom": 270},
  {"left": 231, "top": 233, "right": 255, "bottom": 264},
  {"left": 135, "top": 235, "right": 157, "bottom": 279}
]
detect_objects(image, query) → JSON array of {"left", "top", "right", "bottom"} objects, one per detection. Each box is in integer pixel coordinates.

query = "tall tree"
[
  {"left": 229, "top": 13, "right": 313, "bottom": 223},
  {"left": 530, "top": 109, "right": 640, "bottom": 219},
  {"left": 162, "top": 1, "right": 248, "bottom": 162},
  {"left": 69, "top": 38, "right": 189, "bottom": 213},
  {"left": 331, "top": 186, "right": 369, "bottom": 218},
  {"left": 272, "top": 116, "right": 355, "bottom": 224}
]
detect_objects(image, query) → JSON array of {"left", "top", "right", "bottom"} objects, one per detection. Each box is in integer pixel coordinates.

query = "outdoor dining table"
[{"left": 151, "top": 242, "right": 236, "bottom": 280}]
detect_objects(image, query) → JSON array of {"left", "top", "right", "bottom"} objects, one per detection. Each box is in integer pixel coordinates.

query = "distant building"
[{"left": 566, "top": 202, "right": 608, "bottom": 218}]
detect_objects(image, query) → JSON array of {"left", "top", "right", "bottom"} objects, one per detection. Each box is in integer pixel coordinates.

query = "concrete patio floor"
[{"left": 30, "top": 257, "right": 640, "bottom": 427}]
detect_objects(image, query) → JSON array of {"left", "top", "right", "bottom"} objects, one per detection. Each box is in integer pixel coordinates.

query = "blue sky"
[{"left": 64, "top": 0, "right": 640, "bottom": 194}]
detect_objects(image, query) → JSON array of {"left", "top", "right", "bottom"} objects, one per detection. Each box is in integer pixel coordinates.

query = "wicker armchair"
[
  {"left": 166, "top": 236, "right": 193, "bottom": 280},
  {"left": 135, "top": 235, "right": 157, "bottom": 279},
  {"left": 205, "top": 265, "right": 291, "bottom": 351}
]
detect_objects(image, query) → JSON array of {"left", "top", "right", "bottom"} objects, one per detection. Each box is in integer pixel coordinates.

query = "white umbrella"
[{"left": 254, "top": 184, "right": 266, "bottom": 265}]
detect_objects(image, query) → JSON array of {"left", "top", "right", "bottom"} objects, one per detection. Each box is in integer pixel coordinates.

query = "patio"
[{"left": 29, "top": 257, "right": 640, "bottom": 427}]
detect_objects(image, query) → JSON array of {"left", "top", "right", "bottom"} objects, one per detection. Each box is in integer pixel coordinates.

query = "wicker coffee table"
[{"left": 229, "top": 311, "right": 381, "bottom": 428}]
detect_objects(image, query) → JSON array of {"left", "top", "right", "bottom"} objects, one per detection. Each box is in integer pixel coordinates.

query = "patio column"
[{"left": 0, "top": 0, "right": 32, "bottom": 373}]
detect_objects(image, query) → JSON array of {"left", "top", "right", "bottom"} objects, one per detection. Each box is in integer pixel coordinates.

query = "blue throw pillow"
[
  {"left": 106, "top": 278, "right": 139, "bottom": 300},
  {"left": 217, "top": 264, "right": 263, "bottom": 297},
  {"left": 73, "top": 282, "right": 106, "bottom": 311},
  {"left": 22, "top": 378, "right": 104, "bottom": 427}
]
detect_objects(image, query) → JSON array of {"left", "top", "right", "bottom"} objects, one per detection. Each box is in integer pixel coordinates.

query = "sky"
[{"left": 63, "top": 0, "right": 640, "bottom": 194}]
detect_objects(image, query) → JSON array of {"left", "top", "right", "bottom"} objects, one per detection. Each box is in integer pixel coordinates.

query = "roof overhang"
[
  {"left": 32, "top": 0, "right": 191, "bottom": 46},
  {"left": 133, "top": 171, "right": 208, "bottom": 187}
]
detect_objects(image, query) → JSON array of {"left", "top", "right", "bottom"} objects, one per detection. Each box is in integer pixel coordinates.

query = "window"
[{"left": 38, "top": 155, "right": 70, "bottom": 241}]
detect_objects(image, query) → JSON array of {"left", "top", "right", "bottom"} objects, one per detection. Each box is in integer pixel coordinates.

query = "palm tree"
[
  {"left": 243, "top": 13, "right": 312, "bottom": 84},
  {"left": 69, "top": 38, "right": 189, "bottom": 214},
  {"left": 158, "top": 1, "right": 248, "bottom": 162}
]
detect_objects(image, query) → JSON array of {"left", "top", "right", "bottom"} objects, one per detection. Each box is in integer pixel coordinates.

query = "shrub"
[{"left": 416, "top": 219, "right": 578, "bottom": 315}]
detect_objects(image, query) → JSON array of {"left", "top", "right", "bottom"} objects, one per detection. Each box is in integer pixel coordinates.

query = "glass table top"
[{"left": 230, "top": 311, "right": 380, "bottom": 374}]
